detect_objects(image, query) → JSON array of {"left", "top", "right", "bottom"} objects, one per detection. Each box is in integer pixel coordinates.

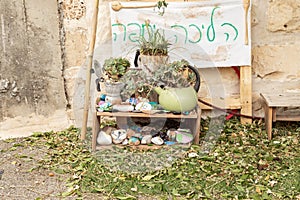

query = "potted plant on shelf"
[
  {"left": 102, "top": 57, "right": 131, "bottom": 104},
  {"left": 134, "top": 21, "right": 171, "bottom": 76}
]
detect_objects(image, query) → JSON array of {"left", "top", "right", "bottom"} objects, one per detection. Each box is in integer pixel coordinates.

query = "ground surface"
[
  {"left": 0, "top": 137, "right": 105, "bottom": 200},
  {"left": 0, "top": 119, "right": 299, "bottom": 200},
  {"left": 0, "top": 138, "right": 68, "bottom": 199}
]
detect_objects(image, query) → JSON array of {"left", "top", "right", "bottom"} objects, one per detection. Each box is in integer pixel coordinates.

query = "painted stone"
[
  {"left": 98, "top": 100, "right": 105, "bottom": 106},
  {"left": 97, "top": 131, "right": 112, "bottom": 145},
  {"left": 111, "top": 129, "right": 127, "bottom": 144},
  {"left": 141, "top": 126, "right": 156, "bottom": 133},
  {"left": 175, "top": 131, "right": 193, "bottom": 144},
  {"left": 97, "top": 102, "right": 112, "bottom": 112},
  {"left": 141, "top": 135, "right": 152, "bottom": 144},
  {"left": 151, "top": 136, "right": 164, "bottom": 145},
  {"left": 129, "top": 137, "right": 140, "bottom": 146},
  {"left": 165, "top": 141, "right": 176, "bottom": 145},
  {"left": 113, "top": 104, "right": 134, "bottom": 112},
  {"left": 135, "top": 102, "right": 152, "bottom": 111}
]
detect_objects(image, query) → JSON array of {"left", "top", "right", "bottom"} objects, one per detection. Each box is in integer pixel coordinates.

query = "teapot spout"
[{"left": 154, "top": 87, "right": 163, "bottom": 95}]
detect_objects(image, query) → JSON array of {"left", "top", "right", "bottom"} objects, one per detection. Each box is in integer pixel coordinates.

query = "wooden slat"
[
  {"left": 260, "top": 93, "right": 300, "bottom": 107},
  {"left": 240, "top": 66, "right": 252, "bottom": 124},
  {"left": 92, "top": 114, "right": 100, "bottom": 151},
  {"left": 276, "top": 115, "right": 300, "bottom": 121},
  {"left": 194, "top": 106, "right": 201, "bottom": 144},
  {"left": 95, "top": 143, "right": 191, "bottom": 151},
  {"left": 96, "top": 110, "right": 198, "bottom": 119}
]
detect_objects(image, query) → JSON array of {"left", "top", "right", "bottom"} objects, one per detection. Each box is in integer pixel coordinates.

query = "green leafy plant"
[
  {"left": 138, "top": 21, "right": 171, "bottom": 56},
  {"left": 102, "top": 57, "right": 130, "bottom": 82},
  {"left": 120, "top": 60, "right": 195, "bottom": 100}
]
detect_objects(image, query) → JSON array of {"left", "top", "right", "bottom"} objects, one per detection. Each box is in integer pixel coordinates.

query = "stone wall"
[
  {"left": 0, "top": 0, "right": 70, "bottom": 138},
  {"left": 65, "top": 0, "right": 300, "bottom": 118},
  {"left": 1, "top": 0, "right": 300, "bottom": 138}
]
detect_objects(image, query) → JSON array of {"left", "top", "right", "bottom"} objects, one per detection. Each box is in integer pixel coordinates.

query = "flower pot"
[
  {"left": 134, "top": 50, "right": 169, "bottom": 76},
  {"left": 104, "top": 82, "right": 124, "bottom": 105}
]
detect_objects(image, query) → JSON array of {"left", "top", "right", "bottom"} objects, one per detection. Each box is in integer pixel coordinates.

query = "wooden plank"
[
  {"left": 276, "top": 115, "right": 300, "bottom": 121},
  {"left": 266, "top": 107, "right": 273, "bottom": 140},
  {"left": 260, "top": 93, "right": 300, "bottom": 107},
  {"left": 96, "top": 111, "right": 198, "bottom": 119},
  {"left": 198, "top": 95, "right": 242, "bottom": 110},
  {"left": 194, "top": 106, "right": 201, "bottom": 144},
  {"left": 92, "top": 114, "right": 100, "bottom": 151},
  {"left": 95, "top": 143, "right": 191, "bottom": 151},
  {"left": 240, "top": 66, "right": 252, "bottom": 124}
]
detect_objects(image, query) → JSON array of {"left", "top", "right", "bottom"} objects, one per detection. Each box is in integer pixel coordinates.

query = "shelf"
[
  {"left": 95, "top": 143, "right": 192, "bottom": 151},
  {"left": 92, "top": 107, "right": 201, "bottom": 151},
  {"left": 96, "top": 111, "right": 198, "bottom": 119}
]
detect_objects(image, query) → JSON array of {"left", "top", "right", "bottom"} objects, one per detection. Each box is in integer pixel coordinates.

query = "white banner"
[{"left": 109, "top": 0, "right": 251, "bottom": 68}]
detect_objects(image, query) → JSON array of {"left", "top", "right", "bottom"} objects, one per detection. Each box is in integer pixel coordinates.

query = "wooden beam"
[
  {"left": 81, "top": 0, "right": 100, "bottom": 140},
  {"left": 240, "top": 66, "right": 252, "bottom": 124}
]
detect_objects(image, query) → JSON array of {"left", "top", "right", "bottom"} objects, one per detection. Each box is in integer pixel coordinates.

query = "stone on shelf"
[
  {"left": 151, "top": 136, "right": 164, "bottom": 145},
  {"left": 97, "top": 131, "right": 112, "bottom": 145},
  {"left": 129, "top": 136, "right": 140, "bottom": 145},
  {"left": 111, "top": 129, "right": 127, "bottom": 144},
  {"left": 176, "top": 129, "right": 193, "bottom": 144},
  {"left": 141, "top": 135, "right": 152, "bottom": 144}
]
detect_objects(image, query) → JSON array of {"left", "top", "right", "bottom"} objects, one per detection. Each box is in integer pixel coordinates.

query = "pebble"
[
  {"left": 113, "top": 104, "right": 134, "bottom": 112},
  {"left": 151, "top": 136, "right": 164, "bottom": 145},
  {"left": 129, "top": 137, "right": 140, "bottom": 146},
  {"left": 176, "top": 130, "right": 193, "bottom": 144},
  {"left": 141, "top": 135, "right": 152, "bottom": 144},
  {"left": 97, "top": 131, "right": 112, "bottom": 145},
  {"left": 111, "top": 129, "right": 127, "bottom": 144}
]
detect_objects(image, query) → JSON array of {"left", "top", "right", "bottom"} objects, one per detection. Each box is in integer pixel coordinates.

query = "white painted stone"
[
  {"left": 141, "top": 135, "right": 152, "bottom": 145},
  {"left": 151, "top": 136, "right": 164, "bottom": 145},
  {"left": 97, "top": 131, "right": 112, "bottom": 145}
]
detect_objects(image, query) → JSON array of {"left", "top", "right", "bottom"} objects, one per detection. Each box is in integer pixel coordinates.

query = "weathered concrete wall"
[
  {"left": 1, "top": 0, "right": 300, "bottom": 138},
  {"left": 0, "top": 0, "right": 70, "bottom": 138}
]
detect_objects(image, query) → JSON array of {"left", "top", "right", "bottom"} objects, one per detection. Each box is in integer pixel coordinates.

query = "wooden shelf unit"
[
  {"left": 260, "top": 93, "right": 300, "bottom": 140},
  {"left": 92, "top": 106, "right": 201, "bottom": 151}
]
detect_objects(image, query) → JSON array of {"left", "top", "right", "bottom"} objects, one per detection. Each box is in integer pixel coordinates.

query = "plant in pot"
[
  {"left": 134, "top": 21, "right": 171, "bottom": 76},
  {"left": 102, "top": 57, "right": 131, "bottom": 105},
  {"left": 121, "top": 59, "right": 200, "bottom": 112}
]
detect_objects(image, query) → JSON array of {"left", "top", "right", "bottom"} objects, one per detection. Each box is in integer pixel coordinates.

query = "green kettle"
[
  {"left": 154, "top": 65, "right": 200, "bottom": 113},
  {"left": 154, "top": 86, "right": 198, "bottom": 112}
]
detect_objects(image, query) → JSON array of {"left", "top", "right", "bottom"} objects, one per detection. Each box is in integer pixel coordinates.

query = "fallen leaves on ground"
[{"left": 1, "top": 117, "right": 299, "bottom": 200}]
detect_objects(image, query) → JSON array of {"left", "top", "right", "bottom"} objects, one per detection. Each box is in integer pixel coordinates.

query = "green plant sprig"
[
  {"left": 156, "top": 0, "right": 168, "bottom": 16},
  {"left": 138, "top": 21, "right": 171, "bottom": 56}
]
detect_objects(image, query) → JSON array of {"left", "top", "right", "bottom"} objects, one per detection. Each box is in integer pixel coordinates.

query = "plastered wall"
[
  {"left": 0, "top": 0, "right": 70, "bottom": 138},
  {"left": 1, "top": 0, "right": 300, "bottom": 138}
]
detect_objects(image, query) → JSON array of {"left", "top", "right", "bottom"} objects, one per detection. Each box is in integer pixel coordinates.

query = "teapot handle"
[
  {"left": 186, "top": 65, "right": 201, "bottom": 92},
  {"left": 133, "top": 49, "right": 140, "bottom": 67}
]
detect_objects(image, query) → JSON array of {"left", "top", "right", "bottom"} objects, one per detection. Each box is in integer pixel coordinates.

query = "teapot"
[
  {"left": 154, "top": 64, "right": 200, "bottom": 113},
  {"left": 154, "top": 86, "right": 198, "bottom": 113}
]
